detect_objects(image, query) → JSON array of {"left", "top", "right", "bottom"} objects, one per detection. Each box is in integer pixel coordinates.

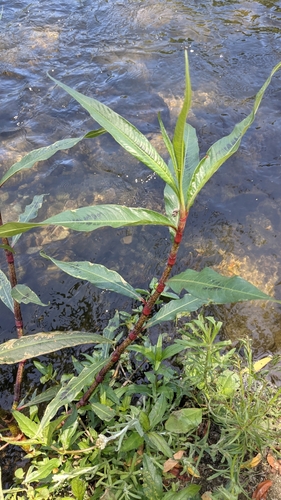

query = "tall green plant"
[{"left": 0, "top": 52, "right": 280, "bottom": 417}]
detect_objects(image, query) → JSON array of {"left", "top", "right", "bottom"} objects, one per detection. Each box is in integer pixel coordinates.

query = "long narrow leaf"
[
  {"left": 158, "top": 113, "right": 178, "bottom": 177},
  {"left": 182, "top": 123, "right": 199, "bottom": 202},
  {"left": 0, "top": 332, "right": 112, "bottom": 364},
  {"left": 0, "top": 222, "right": 44, "bottom": 238},
  {"left": 41, "top": 253, "right": 142, "bottom": 301},
  {"left": 173, "top": 50, "right": 192, "bottom": 181},
  {"left": 0, "top": 130, "right": 105, "bottom": 188},
  {"left": 146, "top": 294, "right": 206, "bottom": 328},
  {"left": 12, "top": 194, "right": 47, "bottom": 247},
  {"left": 0, "top": 269, "right": 13, "bottom": 312},
  {"left": 0, "top": 205, "right": 176, "bottom": 239},
  {"left": 167, "top": 267, "right": 279, "bottom": 304},
  {"left": 38, "top": 358, "right": 107, "bottom": 434},
  {"left": 11, "top": 284, "right": 49, "bottom": 307},
  {"left": 187, "top": 61, "right": 281, "bottom": 209},
  {"left": 43, "top": 205, "right": 176, "bottom": 232},
  {"left": 49, "top": 74, "right": 179, "bottom": 195}
]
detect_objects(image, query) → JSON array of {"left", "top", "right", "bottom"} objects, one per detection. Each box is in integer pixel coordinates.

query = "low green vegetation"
[
  {"left": 0, "top": 52, "right": 280, "bottom": 498},
  {"left": 3, "top": 314, "right": 280, "bottom": 499}
]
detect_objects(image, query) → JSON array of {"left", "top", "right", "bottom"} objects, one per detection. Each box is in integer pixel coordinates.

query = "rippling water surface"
[{"left": 0, "top": 0, "right": 281, "bottom": 404}]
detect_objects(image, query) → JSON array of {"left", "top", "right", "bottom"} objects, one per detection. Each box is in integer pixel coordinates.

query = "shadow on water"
[{"left": 0, "top": 0, "right": 281, "bottom": 422}]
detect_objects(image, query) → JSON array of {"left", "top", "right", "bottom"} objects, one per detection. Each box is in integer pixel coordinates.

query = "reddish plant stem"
[
  {"left": 0, "top": 212, "right": 25, "bottom": 408},
  {"left": 77, "top": 212, "right": 188, "bottom": 409}
]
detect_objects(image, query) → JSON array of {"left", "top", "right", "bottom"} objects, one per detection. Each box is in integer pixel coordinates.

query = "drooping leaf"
[
  {"left": 0, "top": 269, "right": 13, "bottom": 312},
  {"left": 167, "top": 267, "right": 279, "bottom": 304},
  {"left": 41, "top": 253, "right": 142, "bottom": 301},
  {"left": 0, "top": 132, "right": 104, "bottom": 188},
  {"left": 12, "top": 194, "right": 48, "bottom": 247},
  {"left": 38, "top": 358, "right": 107, "bottom": 434},
  {"left": 165, "top": 408, "right": 202, "bottom": 434},
  {"left": 49, "top": 74, "right": 179, "bottom": 195},
  {"left": 187, "top": 61, "right": 281, "bottom": 209},
  {"left": 0, "top": 332, "right": 112, "bottom": 364},
  {"left": 146, "top": 294, "right": 206, "bottom": 328},
  {"left": 173, "top": 50, "right": 192, "bottom": 181},
  {"left": 11, "top": 284, "right": 49, "bottom": 307}
]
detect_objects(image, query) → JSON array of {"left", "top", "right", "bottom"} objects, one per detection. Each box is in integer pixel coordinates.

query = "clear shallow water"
[{"left": 0, "top": 0, "right": 281, "bottom": 405}]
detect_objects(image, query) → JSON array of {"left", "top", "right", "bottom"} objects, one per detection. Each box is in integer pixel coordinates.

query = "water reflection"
[{"left": 0, "top": 0, "right": 281, "bottom": 389}]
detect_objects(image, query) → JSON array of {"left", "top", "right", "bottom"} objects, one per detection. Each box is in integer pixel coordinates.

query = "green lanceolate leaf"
[
  {"left": 49, "top": 74, "right": 179, "bottom": 195},
  {"left": 164, "top": 182, "right": 179, "bottom": 232},
  {"left": 0, "top": 205, "right": 176, "bottom": 238},
  {"left": 38, "top": 359, "right": 107, "bottom": 433},
  {"left": 186, "top": 61, "right": 281, "bottom": 209},
  {"left": 158, "top": 113, "right": 178, "bottom": 177},
  {"left": 167, "top": 267, "right": 279, "bottom": 304},
  {"left": 19, "top": 386, "right": 60, "bottom": 409},
  {"left": 146, "top": 432, "right": 173, "bottom": 458},
  {"left": 181, "top": 123, "right": 199, "bottom": 201},
  {"left": 101, "top": 311, "right": 120, "bottom": 360},
  {"left": 0, "top": 269, "right": 13, "bottom": 312},
  {"left": 11, "top": 284, "right": 49, "bottom": 306},
  {"left": 142, "top": 454, "right": 163, "bottom": 499},
  {"left": 41, "top": 253, "right": 142, "bottom": 301},
  {"left": 0, "top": 221, "right": 44, "bottom": 238},
  {"left": 12, "top": 194, "right": 48, "bottom": 247},
  {"left": 173, "top": 50, "right": 192, "bottom": 182},
  {"left": 24, "top": 458, "right": 61, "bottom": 483},
  {"left": 0, "top": 332, "right": 112, "bottom": 364},
  {"left": 0, "top": 134, "right": 102, "bottom": 188},
  {"left": 146, "top": 294, "right": 206, "bottom": 328},
  {"left": 0, "top": 244, "right": 14, "bottom": 252},
  {"left": 165, "top": 408, "right": 202, "bottom": 434},
  {"left": 43, "top": 204, "right": 176, "bottom": 232},
  {"left": 149, "top": 393, "right": 167, "bottom": 428},
  {"left": 12, "top": 411, "right": 40, "bottom": 439},
  {"left": 90, "top": 402, "right": 116, "bottom": 421}
]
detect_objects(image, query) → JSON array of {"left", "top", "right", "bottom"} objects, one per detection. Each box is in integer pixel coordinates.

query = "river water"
[{"left": 0, "top": 0, "right": 281, "bottom": 406}]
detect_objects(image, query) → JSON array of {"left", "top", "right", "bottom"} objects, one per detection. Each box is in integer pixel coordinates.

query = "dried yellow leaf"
[
  {"left": 187, "top": 466, "right": 200, "bottom": 477},
  {"left": 241, "top": 453, "right": 262, "bottom": 469}
]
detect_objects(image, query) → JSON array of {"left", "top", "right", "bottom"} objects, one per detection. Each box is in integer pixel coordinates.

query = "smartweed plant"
[{"left": 0, "top": 52, "right": 281, "bottom": 497}]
